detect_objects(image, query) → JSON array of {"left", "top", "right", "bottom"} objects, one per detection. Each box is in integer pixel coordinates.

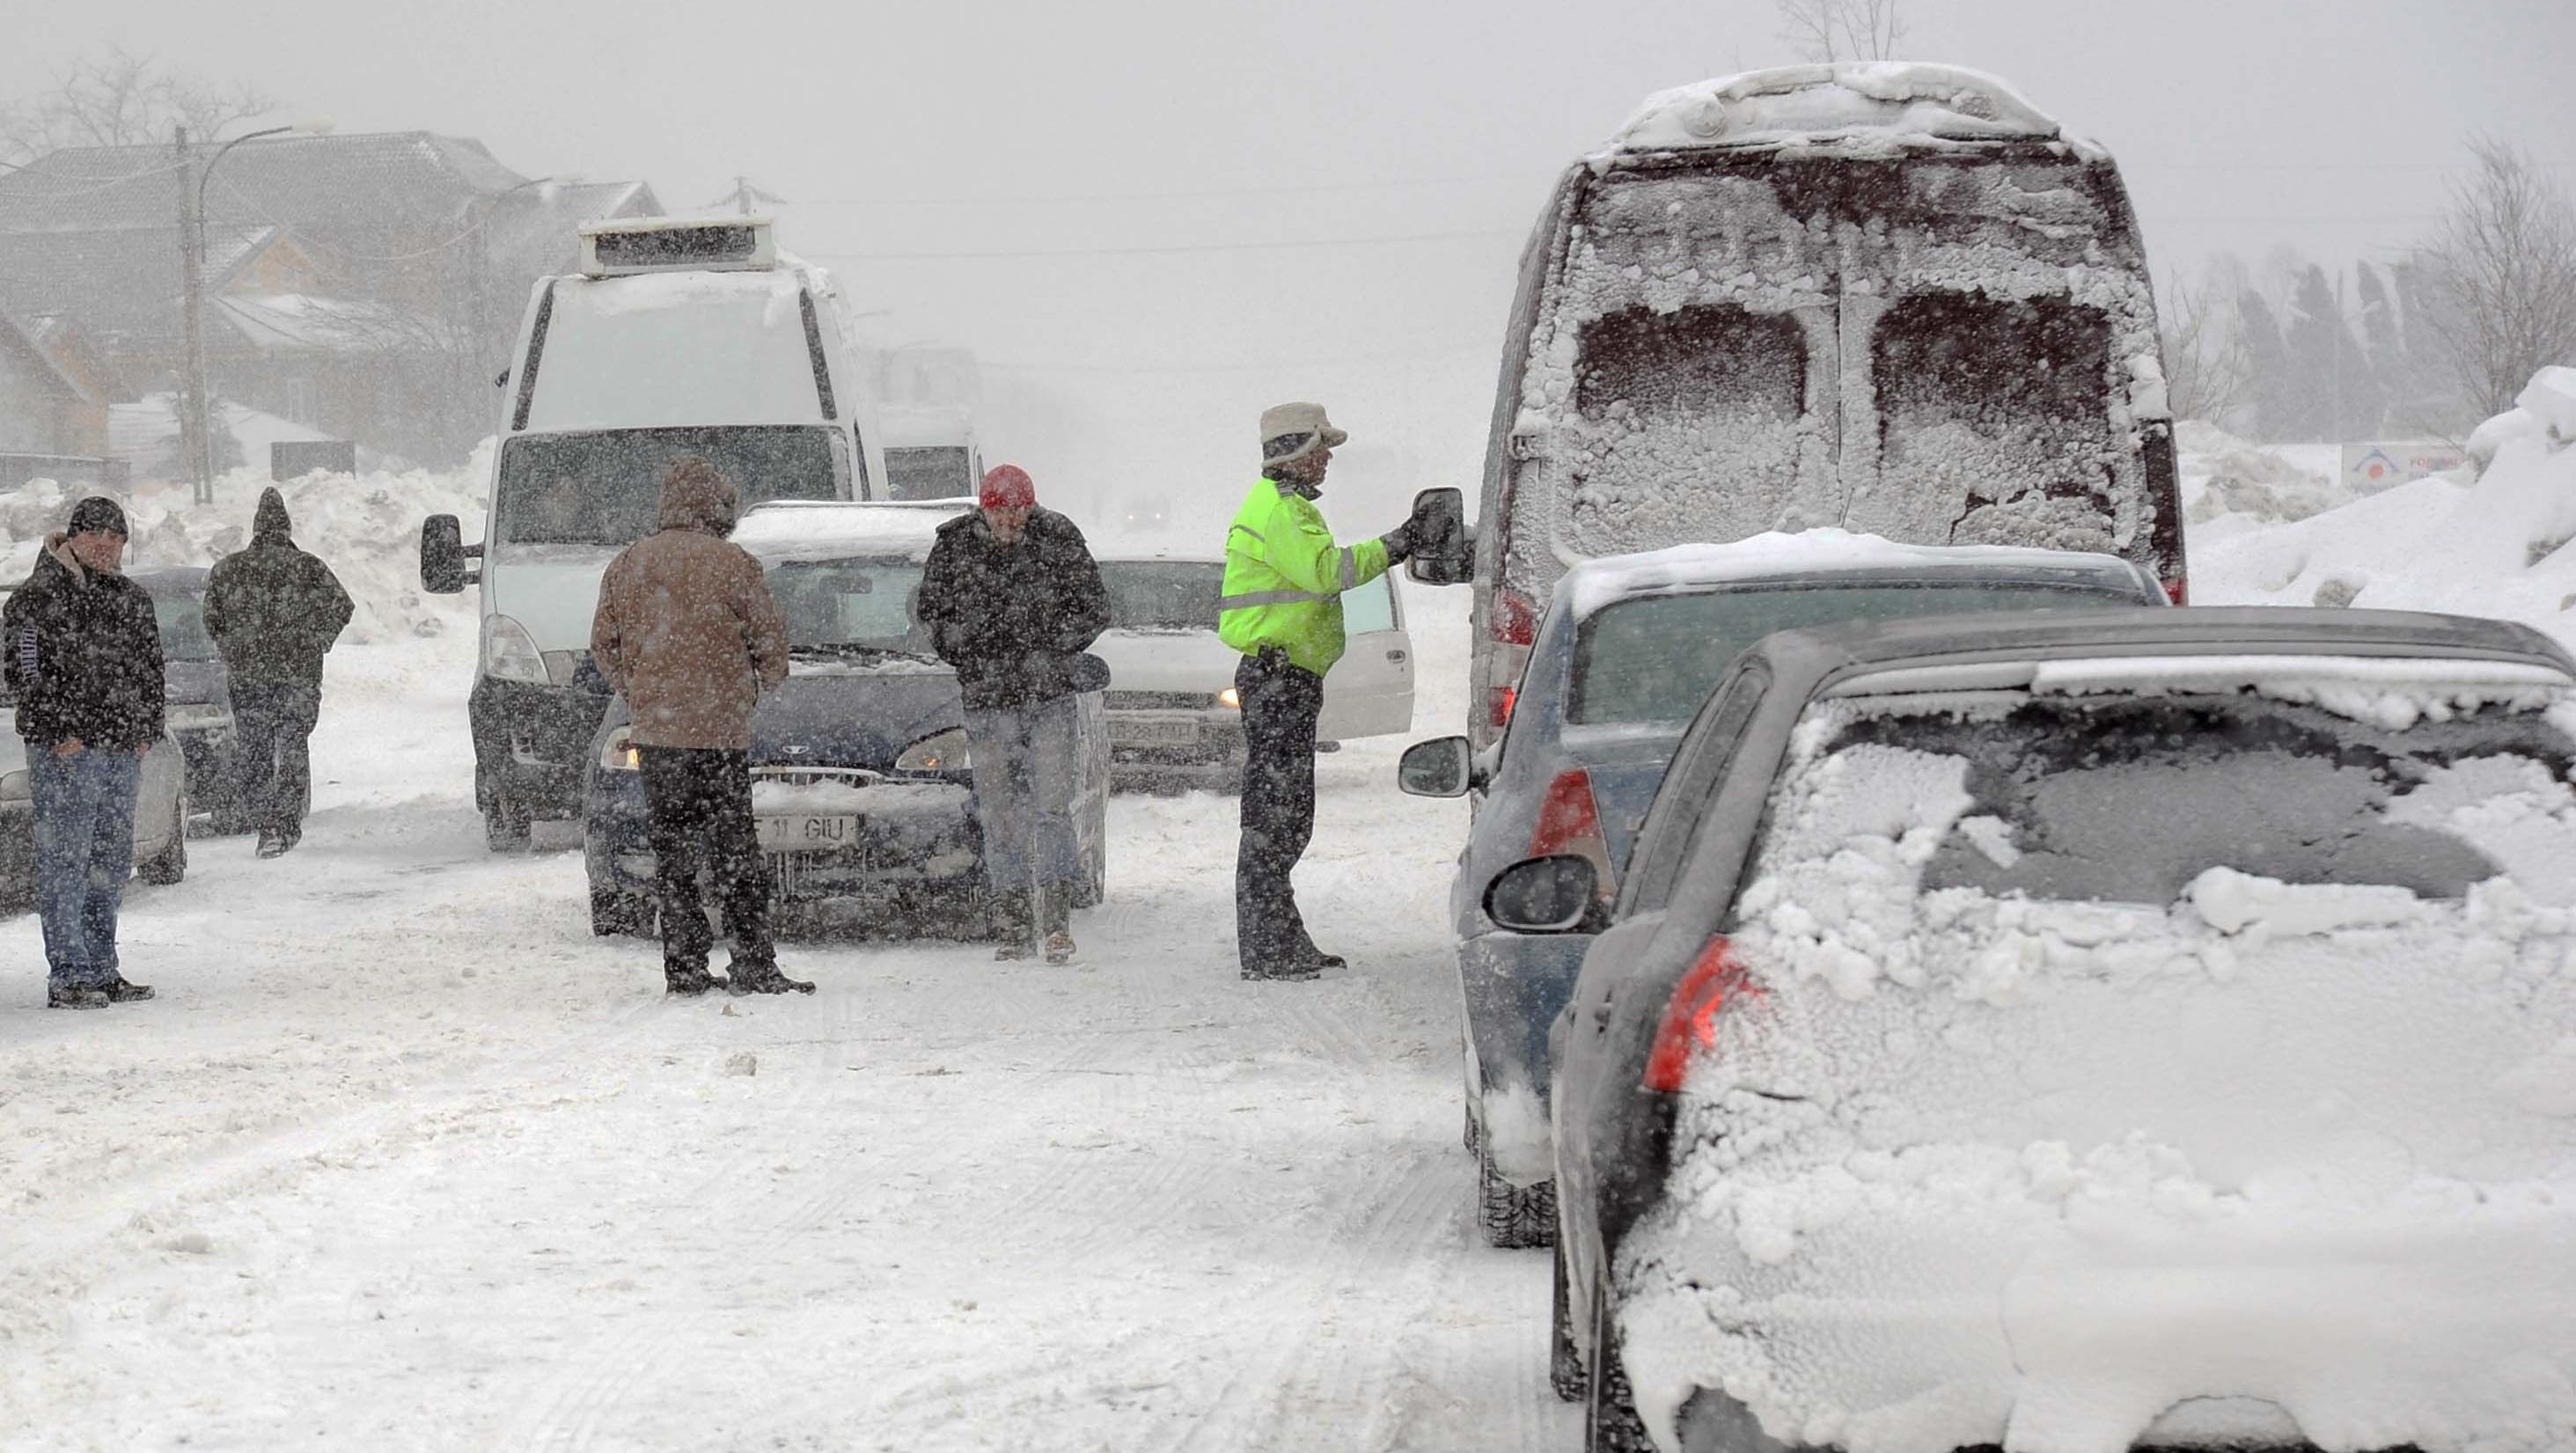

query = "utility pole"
[
  {"left": 703, "top": 176, "right": 786, "bottom": 216},
  {"left": 176, "top": 124, "right": 212, "bottom": 503}
]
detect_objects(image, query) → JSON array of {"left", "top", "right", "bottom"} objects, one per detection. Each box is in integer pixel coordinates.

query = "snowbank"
[
  {"left": 2176, "top": 421, "right": 2348, "bottom": 525},
  {"left": 0, "top": 445, "right": 487, "bottom": 646},
  {"left": 2191, "top": 386, "right": 2576, "bottom": 648}
]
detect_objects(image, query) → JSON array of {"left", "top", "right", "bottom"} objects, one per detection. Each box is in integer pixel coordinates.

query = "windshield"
[
  {"left": 1756, "top": 692, "right": 2576, "bottom": 908},
  {"left": 767, "top": 556, "right": 934, "bottom": 656},
  {"left": 1103, "top": 561, "right": 1222, "bottom": 632},
  {"left": 149, "top": 588, "right": 217, "bottom": 663},
  {"left": 883, "top": 446, "right": 973, "bottom": 502},
  {"left": 1570, "top": 582, "right": 2143, "bottom": 725},
  {"left": 495, "top": 426, "right": 846, "bottom": 547}
]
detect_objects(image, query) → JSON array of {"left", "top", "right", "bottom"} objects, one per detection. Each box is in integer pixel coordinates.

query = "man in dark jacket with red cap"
[{"left": 918, "top": 465, "right": 1109, "bottom": 964}]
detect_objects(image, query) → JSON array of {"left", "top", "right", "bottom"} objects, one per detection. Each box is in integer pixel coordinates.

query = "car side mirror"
[
  {"left": 1397, "top": 735, "right": 1476, "bottom": 797},
  {"left": 421, "top": 514, "right": 481, "bottom": 593},
  {"left": 1404, "top": 486, "right": 1475, "bottom": 586},
  {"left": 1484, "top": 855, "right": 1602, "bottom": 934}
]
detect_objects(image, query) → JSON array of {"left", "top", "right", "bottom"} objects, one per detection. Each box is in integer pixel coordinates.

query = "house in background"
[{"left": 0, "top": 132, "right": 657, "bottom": 471}]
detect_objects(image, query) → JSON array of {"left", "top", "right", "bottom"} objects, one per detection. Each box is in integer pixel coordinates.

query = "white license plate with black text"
[
  {"left": 1112, "top": 718, "right": 1200, "bottom": 745},
  {"left": 757, "top": 814, "right": 860, "bottom": 851}
]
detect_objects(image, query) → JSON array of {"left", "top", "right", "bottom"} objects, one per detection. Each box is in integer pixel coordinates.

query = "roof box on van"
[
  {"left": 1605, "top": 62, "right": 2077, "bottom": 158},
  {"left": 578, "top": 216, "right": 778, "bottom": 278}
]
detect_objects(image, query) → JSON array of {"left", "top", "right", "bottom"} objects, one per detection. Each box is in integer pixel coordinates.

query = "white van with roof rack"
[
  {"left": 1449, "top": 63, "right": 2189, "bottom": 752},
  {"left": 420, "top": 215, "right": 888, "bottom": 850}
]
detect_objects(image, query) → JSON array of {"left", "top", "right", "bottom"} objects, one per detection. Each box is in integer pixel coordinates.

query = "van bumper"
[{"left": 470, "top": 675, "right": 612, "bottom": 821}]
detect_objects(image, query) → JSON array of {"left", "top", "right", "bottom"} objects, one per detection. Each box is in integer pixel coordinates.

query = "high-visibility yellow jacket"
[{"left": 1218, "top": 477, "right": 1391, "bottom": 677}]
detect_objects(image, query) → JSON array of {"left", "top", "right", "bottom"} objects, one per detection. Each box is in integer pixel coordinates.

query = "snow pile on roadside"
[
  {"left": 2176, "top": 420, "right": 2346, "bottom": 525},
  {"left": 0, "top": 444, "right": 488, "bottom": 645},
  {"left": 1616, "top": 690, "right": 2576, "bottom": 1453},
  {"left": 2190, "top": 377, "right": 2576, "bottom": 643}
]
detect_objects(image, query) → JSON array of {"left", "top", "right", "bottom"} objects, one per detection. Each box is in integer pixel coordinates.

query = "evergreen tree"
[
  {"left": 2236, "top": 290, "right": 2293, "bottom": 441},
  {"left": 2282, "top": 265, "right": 2385, "bottom": 439}
]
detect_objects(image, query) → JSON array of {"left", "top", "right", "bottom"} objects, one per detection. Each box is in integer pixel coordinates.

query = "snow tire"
[
  {"left": 136, "top": 792, "right": 187, "bottom": 886},
  {"left": 591, "top": 888, "right": 654, "bottom": 938},
  {"left": 1476, "top": 1133, "right": 1556, "bottom": 1249}
]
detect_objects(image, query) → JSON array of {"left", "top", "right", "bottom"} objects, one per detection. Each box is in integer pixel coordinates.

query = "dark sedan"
[
  {"left": 582, "top": 503, "right": 1109, "bottom": 938},
  {"left": 1505, "top": 606, "right": 2576, "bottom": 1453}
]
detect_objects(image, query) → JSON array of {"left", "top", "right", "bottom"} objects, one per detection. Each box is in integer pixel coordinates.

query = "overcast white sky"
[{"left": 5, "top": 0, "right": 2571, "bottom": 527}]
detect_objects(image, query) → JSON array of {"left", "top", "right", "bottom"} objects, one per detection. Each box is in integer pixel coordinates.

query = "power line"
[
  {"left": 811, "top": 227, "right": 1522, "bottom": 261},
  {"left": 785, "top": 172, "right": 1553, "bottom": 208},
  {"left": 980, "top": 342, "right": 1493, "bottom": 376}
]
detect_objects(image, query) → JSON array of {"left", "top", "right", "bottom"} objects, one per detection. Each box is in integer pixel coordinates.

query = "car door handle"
[{"left": 1386, "top": 649, "right": 1407, "bottom": 664}]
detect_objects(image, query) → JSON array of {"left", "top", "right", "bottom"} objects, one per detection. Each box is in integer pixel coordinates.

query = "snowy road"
[{"left": 0, "top": 617, "right": 1578, "bottom": 1451}]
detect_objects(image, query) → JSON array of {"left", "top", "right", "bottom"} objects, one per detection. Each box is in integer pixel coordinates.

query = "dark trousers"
[
  {"left": 1235, "top": 649, "right": 1324, "bottom": 973},
  {"left": 232, "top": 682, "right": 319, "bottom": 836},
  {"left": 637, "top": 746, "right": 776, "bottom": 977}
]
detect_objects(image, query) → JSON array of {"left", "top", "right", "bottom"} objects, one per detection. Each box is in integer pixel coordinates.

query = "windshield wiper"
[{"left": 789, "top": 642, "right": 941, "bottom": 664}]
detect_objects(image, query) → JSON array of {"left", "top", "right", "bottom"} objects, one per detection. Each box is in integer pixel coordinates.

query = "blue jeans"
[
  {"left": 28, "top": 745, "right": 140, "bottom": 991},
  {"left": 965, "top": 693, "right": 1083, "bottom": 894}
]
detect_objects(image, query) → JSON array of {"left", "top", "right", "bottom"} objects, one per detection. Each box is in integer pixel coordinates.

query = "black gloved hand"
[{"left": 1380, "top": 521, "right": 1416, "bottom": 564}]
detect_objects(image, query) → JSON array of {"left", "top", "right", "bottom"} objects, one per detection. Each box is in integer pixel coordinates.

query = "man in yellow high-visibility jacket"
[{"left": 1221, "top": 402, "right": 1421, "bottom": 980}]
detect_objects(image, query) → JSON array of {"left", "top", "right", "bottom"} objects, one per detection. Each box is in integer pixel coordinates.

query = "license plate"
[
  {"left": 757, "top": 814, "right": 860, "bottom": 851},
  {"left": 1112, "top": 718, "right": 1200, "bottom": 745}
]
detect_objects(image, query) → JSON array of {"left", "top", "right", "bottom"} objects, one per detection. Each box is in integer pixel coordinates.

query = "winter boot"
[
  {"left": 990, "top": 890, "right": 1037, "bottom": 962},
  {"left": 664, "top": 964, "right": 723, "bottom": 997},
  {"left": 47, "top": 983, "right": 109, "bottom": 1009},
  {"left": 1038, "top": 885, "right": 1075, "bottom": 966},
  {"left": 726, "top": 960, "right": 815, "bottom": 995},
  {"left": 104, "top": 976, "right": 156, "bottom": 1003},
  {"left": 256, "top": 829, "right": 288, "bottom": 860}
]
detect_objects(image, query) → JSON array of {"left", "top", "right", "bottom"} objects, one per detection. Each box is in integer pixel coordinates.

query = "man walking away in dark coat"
[
  {"left": 591, "top": 456, "right": 807, "bottom": 997},
  {"left": 919, "top": 464, "right": 1110, "bottom": 965},
  {"left": 203, "top": 487, "right": 355, "bottom": 858},
  {"left": 3, "top": 497, "right": 165, "bottom": 1009}
]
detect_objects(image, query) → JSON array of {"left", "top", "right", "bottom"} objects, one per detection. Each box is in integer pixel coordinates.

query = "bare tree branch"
[
  {"left": 1775, "top": 0, "right": 1905, "bottom": 62},
  {"left": 0, "top": 45, "right": 276, "bottom": 160},
  {"left": 2160, "top": 265, "right": 2254, "bottom": 425},
  {"left": 2416, "top": 135, "right": 2576, "bottom": 421}
]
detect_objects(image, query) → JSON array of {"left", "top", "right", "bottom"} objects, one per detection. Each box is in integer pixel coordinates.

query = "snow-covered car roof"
[
  {"left": 733, "top": 499, "right": 962, "bottom": 563},
  {"left": 1557, "top": 530, "right": 2157, "bottom": 620},
  {"left": 1600, "top": 62, "right": 2094, "bottom": 161}
]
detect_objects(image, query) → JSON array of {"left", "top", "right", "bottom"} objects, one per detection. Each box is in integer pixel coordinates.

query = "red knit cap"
[{"left": 979, "top": 464, "right": 1036, "bottom": 510}]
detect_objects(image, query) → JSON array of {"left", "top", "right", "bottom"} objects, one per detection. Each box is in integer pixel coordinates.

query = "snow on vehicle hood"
[{"left": 1618, "top": 688, "right": 2576, "bottom": 1453}]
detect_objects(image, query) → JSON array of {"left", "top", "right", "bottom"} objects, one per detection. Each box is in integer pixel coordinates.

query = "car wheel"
[
  {"left": 1587, "top": 1270, "right": 1653, "bottom": 1453},
  {"left": 485, "top": 796, "right": 531, "bottom": 854},
  {"left": 136, "top": 790, "right": 188, "bottom": 886},
  {"left": 590, "top": 886, "right": 655, "bottom": 938},
  {"left": 1477, "top": 1133, "right": 1557, "bottom": 1249},
  {"left": 1552, "top": 1236, "right": 1586, "bottom": 1403}
]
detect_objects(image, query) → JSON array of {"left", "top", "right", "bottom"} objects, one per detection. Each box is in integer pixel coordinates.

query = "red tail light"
[
  {"left": 2161, "top": 576, "right": 2189, "bottom": 606},
  {"left": 1488, "top": 685, "right": 1518, "bottom": 729},
  {"left": 1491, "top": 590, "right": 1538, "bottom": 647},
  {"left": 1530, "top": 767, "right": 1613, "bottom": 897},
  {"left": 1642, "top": 937, "right": 1760, "bottom": 1093}
]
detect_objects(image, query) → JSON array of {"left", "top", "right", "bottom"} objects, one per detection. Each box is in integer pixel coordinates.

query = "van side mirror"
[
  {"left": 1397, "top": 736, "right": 1477, "bottom": 797},
  {"left": 421, "top": 515, "right": 481, "bottom": 593},
  {"left": 1404, "top": 486, "right": 1475, "bottom": 586},
  {"left": 1484, "top": 855, "right": 1601, "bottom": 934}
]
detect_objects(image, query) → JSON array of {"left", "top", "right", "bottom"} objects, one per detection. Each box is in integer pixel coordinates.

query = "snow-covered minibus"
[
  {"left": 421, "top": 216, "right": 885, "bottom": 849},
  {"left": 1459, "top": 63, "right": 2187, "bottom": 750}
]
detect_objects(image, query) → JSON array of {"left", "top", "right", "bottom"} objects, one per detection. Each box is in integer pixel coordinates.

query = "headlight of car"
[
  {"left": 0, "top": 769, "right": 26, "bottom": 802},
  {"left": 165, "top": 702, "right": 231, "bottom": 732},
  {"left": 480, "top": 613, "right": 548, "bottom": 686},
  {"left": 598, "top": 724, "right": 639, "bottom": 772},
  {"left": 1217, "top": 686, "right": 1241, "bottom": 709},
  {"left": 896, "top": 727, "right": 972, "bottom": 774}
]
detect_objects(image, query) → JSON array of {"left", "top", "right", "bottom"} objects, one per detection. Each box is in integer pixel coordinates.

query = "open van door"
[{"left": 1319, "top": 573, "right": 1414, "bottom": 744}]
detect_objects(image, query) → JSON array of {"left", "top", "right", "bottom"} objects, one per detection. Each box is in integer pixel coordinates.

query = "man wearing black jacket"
[
  {"left": 3, "top": 497, "right": 165, "bottom": 1009},
  {"left": 918, "top": 465, "right": 1109, "bottom": 964},
  {"left": 204, "top": 488, "right": 355, "bottom": 858}
]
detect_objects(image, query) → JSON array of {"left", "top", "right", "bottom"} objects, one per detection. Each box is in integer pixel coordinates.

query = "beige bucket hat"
[{"left": 1259, "top": 401, "right": 1348, "bottom": 466}]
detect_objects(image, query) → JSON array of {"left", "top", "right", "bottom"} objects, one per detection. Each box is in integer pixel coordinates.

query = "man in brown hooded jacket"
[{"left": 590, "top": 457, "right": 806, "bottom": 996}]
